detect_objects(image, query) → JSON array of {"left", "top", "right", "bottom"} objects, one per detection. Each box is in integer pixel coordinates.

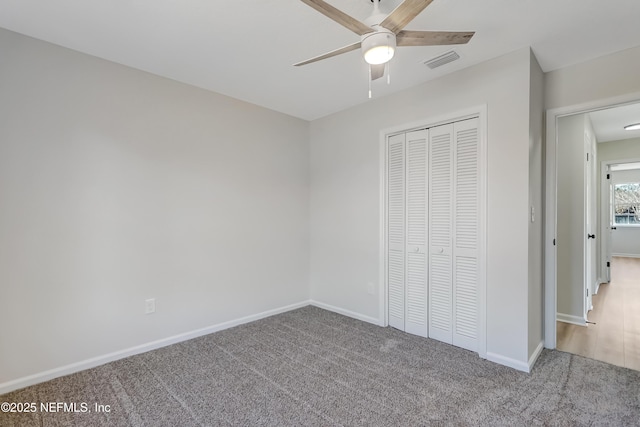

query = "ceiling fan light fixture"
[
  {"left": 624, "top": 123, "right": 640, "bottom": 131},
  {"left": 362, "top": 29, "right": 396, "bottom": 65}
]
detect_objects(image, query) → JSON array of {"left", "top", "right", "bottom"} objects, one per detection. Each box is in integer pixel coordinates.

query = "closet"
[{"left": 386, "top": 117, "right": 480, "bottom": 353}]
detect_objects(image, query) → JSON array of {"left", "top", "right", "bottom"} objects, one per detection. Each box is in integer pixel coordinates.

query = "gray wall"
[
  {"left": 309, "top": 47, "right": 538, "bottom": 368},
  {"left": 545, "top": 46, "right": 640, "bottom": 111},
  {"left": 0, "top": 28, "right": 310, "bottom": 387}
]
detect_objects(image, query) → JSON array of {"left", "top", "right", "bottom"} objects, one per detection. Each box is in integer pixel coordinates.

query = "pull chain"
[
  {"left": 368, "top": 65, "right": 372, "bottom": 99},
  {"left": 387, "top": 61, "right": 390, "bottom": 84}
]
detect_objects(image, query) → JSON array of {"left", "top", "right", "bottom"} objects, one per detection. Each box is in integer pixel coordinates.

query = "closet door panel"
[
  {"left": 428, "top": 124, "right": 453, "bottom": 343},
  {"left": 452, "top": 118, "right": 479, "bottom": 351},
  {"left": 405, "top": 130, "right": 428, "bottom": 337},
  {"left": 387, "top": 134, "right": 406, "bottom": 331}
]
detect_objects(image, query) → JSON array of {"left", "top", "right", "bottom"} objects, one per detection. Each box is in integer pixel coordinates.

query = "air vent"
[{"left": 424, "top": 50, "right": 460, "bottom": 69}]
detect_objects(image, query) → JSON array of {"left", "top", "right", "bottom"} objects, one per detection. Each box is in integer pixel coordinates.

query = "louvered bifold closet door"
[
  {"left": 387, "top": 134, "right": 406, "bottom": 331},
  {"left": 404, "top": 130, "right": 428, "bottom": 337},
  {"left": 452, "top": 118, "right": 479, "bottom": 351},
  {"left": 428, "top": 124, "right": 454, "bottom": 344}
]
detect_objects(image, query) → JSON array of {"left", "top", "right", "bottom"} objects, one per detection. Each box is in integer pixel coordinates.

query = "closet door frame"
[{"left": 379, "top": 105, "right": 488, "bottom": 359}]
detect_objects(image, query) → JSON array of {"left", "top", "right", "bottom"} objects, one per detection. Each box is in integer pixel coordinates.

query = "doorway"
[{"left": 546, "top": 99, "right": 640, "bottom": 369}]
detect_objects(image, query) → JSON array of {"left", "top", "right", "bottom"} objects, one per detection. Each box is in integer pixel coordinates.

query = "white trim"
[
  {"left": 489, "top": 343, "right": 546, "bottom": 373},
  {"left": 528, "top": 341, "right": 545, "bottom": 372},
  {"left": 556, "top": 313, "right": 587, "bottom": 326},
  {"left": 309, "top": 300, "right": 383, "bottom": 326},
  {"left": 0, "top": 300, "right": 311, "bottom": 395},
  {"left": 485, "top": 352, "right": 530, "bottom": 373},
  {"left": 612, "top": 253, "right": 640, "bottom": 258},
  {"left": 544, "top": 92, "right": 640, "bottom": 350},
  {"left": 378, "top": 104, "right": 488, "bottom": 359},
  {"left": 379, "top": 131, "right": 388, "bottom": 327},
  {"left": 544, "top": 108, "right": 558, "bottom": 349}
]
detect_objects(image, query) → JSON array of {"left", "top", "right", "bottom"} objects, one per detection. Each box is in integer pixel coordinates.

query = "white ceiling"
[
  {"left": 1, "top": 0, "right": 640, "bottom": 121},
  {"left": 590, "top": 103, "right": 640, "bottom": 143}
]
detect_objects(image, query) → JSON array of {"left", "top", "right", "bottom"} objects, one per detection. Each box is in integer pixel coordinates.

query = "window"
[{"left": 614, "top": 183, "right": 640, "bottom": 225}]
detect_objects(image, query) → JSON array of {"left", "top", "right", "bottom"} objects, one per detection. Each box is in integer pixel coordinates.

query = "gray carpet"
[{"left": 2, "top": 306, "right": 639, "bottom": 426}]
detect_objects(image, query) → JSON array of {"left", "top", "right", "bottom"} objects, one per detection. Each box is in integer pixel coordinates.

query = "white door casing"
[{"left": 544, "top": 93, "right": 640, "bottom": 350}]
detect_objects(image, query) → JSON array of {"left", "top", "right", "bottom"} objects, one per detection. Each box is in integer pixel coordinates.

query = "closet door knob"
[{"left": 588, "top": 234, "right": 596, "bottom": 239}]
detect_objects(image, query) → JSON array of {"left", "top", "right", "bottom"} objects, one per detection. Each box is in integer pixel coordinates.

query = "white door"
[
  {"left": 405, "top": 130, "right": 428, "bottom": 336},
  {"left": 386, "top": 118, "right": 480, "bottom": 351},
  {"left": 428, "top": 123, "right": 453, "bottom": 343},
  {"left": 452, "top": 118, "right": 480, "bottom": 351},
  {"left": 584, "top": 136, "right": 593, "bottom": 315},
  {"left": 386, "top": 130, "right": 428, "bottom": 337},
  {"left": 428, "top": 119, "right": 480, "bottom": 352},
  {"left": 387, "top": 133, "right": 406, "bottom": 331}
]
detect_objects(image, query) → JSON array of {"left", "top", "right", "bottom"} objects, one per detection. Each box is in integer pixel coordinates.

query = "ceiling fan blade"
[
  {"left": 299, "top": 0, "right": 374, "bottom": 36},
  {"left": 371, "top": 64, "right": 385, "bottom": 81},
  {"left": 294, "top": 42, "right": 362, "bottom": 66},
  {"left": 396, "top": 30, "right": 475, "bottom": 46},
  {"left": 380, "top": 0, "right": 435, "bottom": 34}
]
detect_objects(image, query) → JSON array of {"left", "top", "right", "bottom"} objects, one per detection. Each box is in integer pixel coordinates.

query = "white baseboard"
[
  {"left": 528, "top": 341, "right": 544, "bottom": 372},
  {"left": 309, "top": 300, "right": 383, "bottom": 326},
  {"left": 0, "top": 300, "right": 311, "bottom": 395},
  {"left": 485, "top": 352, "right": 529, "bottom": 373},
  {"left": 556, "top": 313, "right": 586, "bottom": 326},
  {"left": 612, "top": 253, "right": 640, "bottom": 259}
]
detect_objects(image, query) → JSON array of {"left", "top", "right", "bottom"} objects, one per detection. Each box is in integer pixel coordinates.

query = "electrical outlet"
[
  {"left": 145, "top": 298, "right": 155, "bottom": 314},
  {"left": 367, "top": 282, "right": 375, "bottom": 295}
]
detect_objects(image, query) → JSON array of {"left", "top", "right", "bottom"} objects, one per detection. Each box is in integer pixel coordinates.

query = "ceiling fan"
[{"left": 294, "top": 0, "right": 474, "bottom": 82}]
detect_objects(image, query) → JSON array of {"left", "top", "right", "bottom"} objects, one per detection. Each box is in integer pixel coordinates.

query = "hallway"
[{"left": 557, "top": 256, "right": 640, "bottom": 370}]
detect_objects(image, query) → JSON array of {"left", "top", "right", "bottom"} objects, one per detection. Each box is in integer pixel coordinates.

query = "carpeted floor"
[{"left": 2, "top": 306, "right": 640, "bottom": 426}]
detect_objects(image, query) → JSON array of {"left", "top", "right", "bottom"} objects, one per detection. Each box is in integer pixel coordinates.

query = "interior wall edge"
[{"left": 528, "top": 341, "right": 545, "bottom": 372}]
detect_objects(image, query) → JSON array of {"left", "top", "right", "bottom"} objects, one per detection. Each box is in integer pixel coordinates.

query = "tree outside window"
[{"left": 614, "top": 183, "right": 640, "bottom": 225}]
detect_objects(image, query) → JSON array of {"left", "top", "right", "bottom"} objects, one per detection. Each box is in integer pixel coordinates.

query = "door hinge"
[
  {"left": 587, "top": 153, "right": 589, "bottom": 161},
  {"left": 553, "top": 238, "right": 556, "bottom": 246},
  {"left": 587, "top": 288, "right": 589, "bottom": 297},
  {"left": 607, "top": 261, "right": 610, "bottom": 267},
  {"left": 607, "top": 173, "right": 610, "bottom": 179}
]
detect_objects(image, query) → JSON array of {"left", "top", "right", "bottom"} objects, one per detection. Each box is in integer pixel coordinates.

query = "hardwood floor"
[{"left": 557, "top": 256, "right": 640, "bottom": 370}]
